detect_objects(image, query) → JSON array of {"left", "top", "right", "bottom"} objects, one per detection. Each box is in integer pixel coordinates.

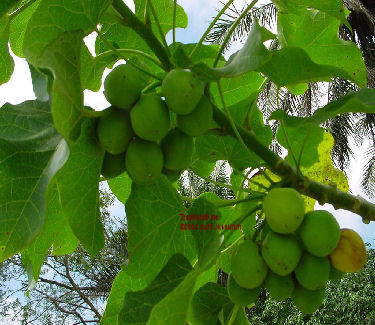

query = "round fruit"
[
  {"left": 104, "top": 63, "right": 149, "bottom": 110},
  {"left": 262, "top": 231, "right": 302, "bottom": 276},
  {"left": 298, "top": 210, "right": 340, "bottom": 257},
  {"left": 227, "top": 272, "right": 261, "bottom": 306},
  {"left": 329, "top": 266, "right": 345, "bottom": 281},
  {"left": 291, "top": 284, "right": 325, "bottom": 314},
  {"left": 97, "top": 109, "right": 134, "bottom": 154},
  {"left": 162, "top": 129, "right": 194, "bottom": 171},
  {"left": 130, "top": 94, "right": 170, "bottom": 142},
  {"left": 231, "top": 240, "right": 268, "bottom": 289},
  {"left": 263, "top": 188, "right": 305, "bottom": 234},
  {"left": 294, "top": 253, "right": 330, "bottom": 290},
  {"left": 329, "top": 228, "right": 367, "bottom": 273},
  {"left": 162, "top": 69, "right": 204, "bottom": 115},
  {"left": 176, "top": 96, "right": 213, "bottom": 136},
  {"left": 264, "top": 272, "right": 294, "bottom": 301},
  {"left": 101, "top": 152, "right": 126, "bottom": 178},
  {"left": 125, "top": 139, "right": 163, "bottom": 185}
]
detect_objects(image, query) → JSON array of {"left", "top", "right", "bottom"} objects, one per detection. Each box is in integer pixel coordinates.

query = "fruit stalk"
[
  {"left": 212, "top": 105, "right": 375, "bottom": 222},
  {"left": 112, "top": 0, "right": 173, "bottom": 71}
]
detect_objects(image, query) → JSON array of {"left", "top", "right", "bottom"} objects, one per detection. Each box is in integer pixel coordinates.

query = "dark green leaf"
[
  {"left": 278, "top": 10, "right": 366, "bottom": 87},
  {"left": 0, "top": 17, "right": 14, "bottom": 85},
  {"left": 0, "top": 0, "right": 19, "bottom": 18},
  {"left": 214, "top": 21, "right": 272, "bottom": 78},
  {"left": 191, "top": 282, "right": 230, "bottom": 325},
  {"left": 119, "top": 254, "right": 193, "bottom": 325},
  {"left": 125, "top": 176, "right": 195, "bottom": 282},
  {"left": 0, "top": 100, "right": 62, "bottom": 261},
  {"left": 54, "top": 118, "right": 105, "bottom": 256},
  {"left": 29, "top": 64, "right": 49, "bottom": 101}
]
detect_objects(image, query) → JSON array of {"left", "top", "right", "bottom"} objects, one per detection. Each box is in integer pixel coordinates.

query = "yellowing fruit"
[
  {"left": 263, "top": 188, "right": 305, "bottom": 234},
  {"left": 329, "top": 228, "right": 367, "bottom": 273},
  {"left": 231, "top": 240, "right": 268, "bottom": 289},
  {"left": 298, "top": 210, "right": 340, "bottom": 257}
]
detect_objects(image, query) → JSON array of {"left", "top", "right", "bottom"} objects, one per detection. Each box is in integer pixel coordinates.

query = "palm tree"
[{"left": 206, "top": 0, "right": 375, "bottom": 196}]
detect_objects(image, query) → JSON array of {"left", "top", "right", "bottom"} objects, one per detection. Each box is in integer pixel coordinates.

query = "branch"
[
  {"left": 212, "top": 105, "right": 375, "bottom": 222},
  {"left": 111, "top": 0, "right": 172, "bottom": 71},
  {"left": 63, "top": 256, "right": 102, "bottom": 320}
]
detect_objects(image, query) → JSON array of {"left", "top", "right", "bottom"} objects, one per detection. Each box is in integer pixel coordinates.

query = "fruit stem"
[
  {"left": 189, "top": 0, "right": 236, "bottom": 59},
  {"left": 212, "top": 104, "right": 375, "bottom": 222},
  {"left": 146, "top": 0, "right": 172, "bottom": 57},
  {"left": 96, "top": 28, "right": 163, "bottom": 81},
  {"left": 216, "top": 195, "right": 264, "bottom": 208},
  {"left": 213, "top": 0, "right": 258, "bottom": 68},
  {"left": 226, "top": 304, "right": 239, "bottom": 325},
  {"left": 96, "top": 49, "right": 164, "bottom": 69},
  {"left": 172, "top": 0, "right": 177, "bottom": 48},
  {"left": 112, "top": 0, "right": 173, "bottom": 71}
]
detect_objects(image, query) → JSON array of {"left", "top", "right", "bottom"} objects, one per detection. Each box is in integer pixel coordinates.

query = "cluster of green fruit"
[
  {"left": 228, "top": 188, "right": 367, "bottom": 314},
  {"left": 96, "top": 63, "right": 213, "bottom": 184}
]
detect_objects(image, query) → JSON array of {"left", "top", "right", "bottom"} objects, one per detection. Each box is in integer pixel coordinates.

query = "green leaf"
[
  {"left": 101, "top": 268, "right": 148, "bottom": 325},
  {"left": 119, "top": 254, "right": 193, "bottom": 325},
  {"left": 23, "top": 0, "right": 111, "bottom": 65},
  {"left": 187, "top": 196, "right": 223, "bottom": 269},
  {"left": 211, "top": 71, "right": 264, "bottom": 107},
  {"left": 273, "top": 0, "right": 348, "bottom": 26},
  {"left": 54, "top": 118, "right": 105, "bottom": 256},
  {"left": 271, "top": 110, "right": 324, "bottom": 167},
  {"left": 278, "top": 10, "right": 366, "bottom": 87},
  {"left": 0, "top": 100, "right": 62, "bottom": 261},
  {"left": 191, "top": 282, "right": 230, "bottom": 325},
  {"left": 22, "top": 142, "right": 79, "bottom": 284},
  {"left": 107, "top": 173, "right": 132, "bottom": 205},
  {"left": 29, "top": 64, "right": 49, "bottom": 101},
  {"left": 9, "top": 0, "right": 41, "bottom": 57},
  {"left": 125, "top": 176, "right": 195, "bottom": 282},
  {"left": 147, "top": 269, "right": 200, "bottom": 325},
  {"left": 309, "top": 88, "right": 375, "bottom": 124},
  {"left": 38, "top": 30, "right": 85, "bottom": 140},
  {"left": 0, "top": 17, "right": 14, "bottom": 85},
  {"left": 214, "top": 21, "right": 272, "bottom": 78},
  {"left": 134, "top": 0, "right": 188, "bottom": 37},
  {"left": 259, "top": 47, "right": 350, "bottom": 87},
  {"left": 0, "top": 0, "right": 19, "bottom": 18}
]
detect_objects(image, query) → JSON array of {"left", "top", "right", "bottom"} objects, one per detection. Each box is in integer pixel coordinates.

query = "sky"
[{"left": 0, "top": 0, "right": 373, "bottom": 256}]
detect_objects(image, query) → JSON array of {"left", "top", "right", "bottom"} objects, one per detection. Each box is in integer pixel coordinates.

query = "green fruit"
[
  {"left": 291, "top": 285, "right": 325, "bottom": 314},
  {"left": 104, "top": 63, "right": 149, "bottom": 110},
  {"left": 298, "top": 210, "right": 340, "bottom": 257},
  {"left": 101, "top": 152, "right": 126, "bottom": 178},
  {"left": 294, "top": 253, "right": 330, "bottom": 290},
  {"left": 97, "top": 108, "right": 134, "bottom": 154},
  {"left": 162, "top": 69, "right": 204, "bottom": 115},
  {"left": 176, "top": 96, "right": 213, "bottom": 136},
  {"left": 130, "top": 94, "right": 170, "bottom": 142},
  {"left": 162, "top": 129, "right": 194, "bottom": 171},
  {"left": 329, "top": 266, "right": 345, "bottom": 281},
  {"left": 227, "top": 273, "right": 261, "bottom": 306},
  {"left": 263, "top": 188, "right": 305, "bottom": 234},
  {"left": 262, "top": 231, "right": 302, "bottom": 276},
  {"left": 125, "top": 139, "right": 163, "bottom": 185},
  {"left": 265, "top": 272, "right": 294, "bottom": 301},
  {"left": 231, "top": 240, "right": 268, "bottom": 289}
]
